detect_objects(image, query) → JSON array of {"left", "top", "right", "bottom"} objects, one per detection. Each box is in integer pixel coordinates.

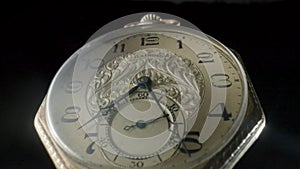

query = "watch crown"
[
  {"left": 124, "top": 13, "right": 180, "bottom": 28},
  {"left": 140, "top": 13, "right": 162, "bottom": 23}
]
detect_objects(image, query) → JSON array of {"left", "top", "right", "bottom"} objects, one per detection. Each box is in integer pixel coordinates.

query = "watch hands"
[
  {"left": 77, "top": 110, "right": 107, "bottom": 129},
  {"left": 123, "top": 114, "right": 170, "bottom": 131},
  {"left": 138, "top": 76, "right": 174, "bottom": 128},
  {"left": 114, "top": 85, "right": 139, "bottom": 104},
  {"left": 78, "top": 76, "right": 173, "bottom": 130},
  {"left": 77, "top": 85, "right": 139, "bottom": 129}
]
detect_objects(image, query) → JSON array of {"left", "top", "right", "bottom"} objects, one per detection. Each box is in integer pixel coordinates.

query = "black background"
[{"left": 1, "top": 1, "right": 300, "bottom": 169}]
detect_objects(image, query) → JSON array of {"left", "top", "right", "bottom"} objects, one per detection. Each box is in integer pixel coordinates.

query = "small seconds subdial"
[{"left": 99, "top": 77, "right": 187, "bottom": 168}]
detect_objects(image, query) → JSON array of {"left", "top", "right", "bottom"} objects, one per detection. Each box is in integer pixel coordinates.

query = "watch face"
[{"left": 45, "top": 24, "right": 248, "bottom": 169}]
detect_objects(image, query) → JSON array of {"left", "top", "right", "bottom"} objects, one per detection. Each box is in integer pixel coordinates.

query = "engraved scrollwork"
[
  {"left": 85, "top": 57, "right": 124, "bottom": 117},
  {"left": 111, "top": 48, "right": 204, "bottom": 118},
  {"left": 86, "top": 47, "right": 205, "bottom": 119}
]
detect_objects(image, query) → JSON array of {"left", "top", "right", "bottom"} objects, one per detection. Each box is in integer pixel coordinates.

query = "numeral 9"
[{"left": 61, "top": 106, "right": 80, "bottom": 123}]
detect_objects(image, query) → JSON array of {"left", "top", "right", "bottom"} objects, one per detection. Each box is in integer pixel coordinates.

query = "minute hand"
[
  {"left": 78, "top": 85, "right": 139, "bottom": 129},
  {"left": 114, "top": 85, "right": 139, "bottom": 104},
  {"left": 144, "top": 83, "right": 173, "bottom": 128}
]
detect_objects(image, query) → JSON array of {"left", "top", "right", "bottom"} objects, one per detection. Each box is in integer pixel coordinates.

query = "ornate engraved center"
[{"left": 85, "top": 48, "right": 205, "bottom": 121}]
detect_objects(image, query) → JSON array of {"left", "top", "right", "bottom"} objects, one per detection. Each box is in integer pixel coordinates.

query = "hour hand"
[
  {"left": 123, "top": 114, "right": 169, "bottom": 131},
  {"left": 138, "top": 76, "right": 173, "bottom": 128}
]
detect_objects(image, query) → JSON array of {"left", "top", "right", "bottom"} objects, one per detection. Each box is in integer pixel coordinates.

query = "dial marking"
[
  {"left": 86, "top": 141, "right": 96, "bottom": 154},
  {"left": 113, "top": 43, "right": 125, "bottom": 53},
  {"left": 157, "top": 153, "right": 163, "bottom": 162},
  {"left": 178, "top": 131, "right": 202, "bottom": 157},
  {"left": 177, "top": 40, "right": 183, "bottom": 49},
  {"left": 141, "top": 36, "right": 159, "bottom": 46},
  {"left": 84, "top": 132, "right": 97, "bottom": 139},
  {"left": 64, "top": 80, "right": 83, "bottom": 94},
  {"left": 61, "top": 106, "right": 80, "bottom": 123},
  {"left": 197, "top": 52, "right": 214, "bottom": 63},
  {"left": 211, "top": 73, "right": 232, "bottom": 88},
  {"left": 113, "top": 154, "right": 119, "bottom": 161},
  {"left": 207, "top": 103, "right": 232, "bottom": 121}
]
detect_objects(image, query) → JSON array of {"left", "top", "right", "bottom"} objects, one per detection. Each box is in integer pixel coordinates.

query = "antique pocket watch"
[{"left": 34, "top": 12, "right": 265, "bottom": 169}]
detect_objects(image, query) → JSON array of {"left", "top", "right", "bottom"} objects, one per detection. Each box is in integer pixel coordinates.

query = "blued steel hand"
[
  {"left": 78, "top": 85, "right": 139, "bottom": 129},
  {"left": 123, "top": 114, "right": 169, "bottom": 131},
  {"left": 138, "top": 76, "right": 174, "bottom": 128}
]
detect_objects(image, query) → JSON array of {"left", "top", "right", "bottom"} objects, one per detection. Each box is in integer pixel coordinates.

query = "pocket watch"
[{"left": 34, "top": 12, "right": 265, "bottom": 169}]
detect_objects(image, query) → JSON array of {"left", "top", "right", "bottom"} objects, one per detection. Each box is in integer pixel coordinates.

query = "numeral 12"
[{"left": 141, "top": 36, "right": 159, "bottom": 46}]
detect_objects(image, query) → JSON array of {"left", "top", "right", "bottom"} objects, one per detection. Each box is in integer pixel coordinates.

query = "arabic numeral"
[
  {"left": 208, "top": 103, "right": 232, "bottom": 121},
  {"left": 141, "top": 36, "right": 159, "bottom": 46},
  {"left": 137, "top": 92, "right": 148, "bottom": 99},
  {"left": 61, "top": 106, "right": 80, "bottom": 123},
  {"left": 177, "top": 40, "right": 183, "bottom": 49},
  {"left": 167, "top": 103, "right": 179, "bottom": 113},
  {"left": 84, "top": 132, "right": 97, "bottom": 154},
  {"left": 84, "top": 132, "right": 107, "bottom": 154},
  {"left": 211, "top": 73, "right": 232, "bottom": 88},
  {"left": 64, "top": 80, "right": 83, "bottom": 93},
  {"left": 198, "top": 53, "right": 214, "bottom": 63},
  {"left": 86, "top": 141, "right": 96, "bottom": 154},
  {"left": 113, "top": 43, "right": 125, "bottom": 53},
  {"left": 130, "top": 161, "right": 144, "bottom": 168},
  {"left": 179, "top": 131, "right": 202, "bottom": 156},
  {"left": 221, "top": 105, "right": 232, "bottom": 121}
]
